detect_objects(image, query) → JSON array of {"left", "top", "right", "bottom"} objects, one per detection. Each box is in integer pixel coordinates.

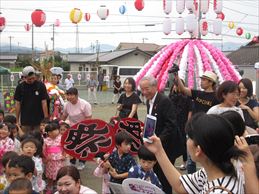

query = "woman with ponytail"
[{"left": 144, "top": 113, "right": 246, "bottom": 194}]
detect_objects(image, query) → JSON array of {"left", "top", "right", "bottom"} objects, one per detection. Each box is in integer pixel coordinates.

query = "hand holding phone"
[
  {"left": 143, "top": 114, "right": 157, "bottom": 143},
  {"left": 245, "top": 134, "right": 259, "bottom": 145}
]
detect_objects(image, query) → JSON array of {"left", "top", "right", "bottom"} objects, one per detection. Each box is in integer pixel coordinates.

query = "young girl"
[
  {"left": 59, "top": 121, "right": 70, "bottom": 136},
  {"left": 43, "top": 122, "right": 64, "bottom": 193},
  {"left": 7, "top": 123, "right": 21, "bottom": 153},
  {"left": 0, "top": 123, "right": 14, "bottom": 173},
  {"left": 21, "top": 137, "right": 45, "bottom": 193}
]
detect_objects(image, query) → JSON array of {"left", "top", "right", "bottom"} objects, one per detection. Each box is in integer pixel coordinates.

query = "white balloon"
[
  {"left": 176, "top": 0, "right": 185, "bottom": 14},
  {"left": 213, "top": 18, "right": 222, "bottom": 35},
  {"left": 186, "top": 0, "right": 194, "bottom": 12},
  {"left": 163, "top": 0, "right": 172, "bottom": 15},
  {"left": 176, "top": 17, "right": 184, "bottom": 35},
  {"left": 214, "top": 0, "right": 223, "bottom": 14},
  {"left": 163, "top": 17, "right": 172, "bottom": 35},
  {"left": 200, "top": 0, "right": 209, "bottom": 14},
  {"left": 186, "top": 13, "right": 197, "bottom": 33}
]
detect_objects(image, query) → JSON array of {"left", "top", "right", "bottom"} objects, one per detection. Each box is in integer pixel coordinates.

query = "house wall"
[{"left": 111, "top": 52, "right": 150, "bottom": 67}]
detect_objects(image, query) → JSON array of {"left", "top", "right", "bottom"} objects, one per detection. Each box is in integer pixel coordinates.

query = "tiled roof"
[{"left": 116, "top": 42, "right": 163, "bottom": 52}]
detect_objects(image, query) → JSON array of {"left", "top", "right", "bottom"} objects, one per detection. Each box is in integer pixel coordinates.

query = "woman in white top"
[
  {"left": 207, "top": 80, "right": 244, "bottom": 119},
  {"left": 55, "top": 166, "right": 97, "bottom": 194},
  {"left": 144, "top": 113, "right": 246, "bottom": 194}
]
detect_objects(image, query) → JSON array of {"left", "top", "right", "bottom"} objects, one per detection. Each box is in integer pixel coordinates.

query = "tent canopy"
[{"left": 0, "top": 66, "right": 10, "bottom": 75}]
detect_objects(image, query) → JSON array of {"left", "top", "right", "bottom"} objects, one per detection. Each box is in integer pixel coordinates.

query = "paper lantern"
[
  {"left": 85, "top": 13, "right": 91, "bottom": 21},
  {"left": 200, "top": 0, "right": 209, "bottom": 14},
  {"left": 54, "top": 19, "right": 60, "bottom": 27},
  {"left": 245, "top": 32, "right": 251, "bottom": 39},
  {"left": 200, "top": 18, "right": 208, "bottom": 36},
  {"left": 176, "top": 0, "right": 185, "bottom": 14},
  {"left": 214, "top": 0, "right": 223, "bottom": 14},
  {"left": 0, "top": 14, "right": 6, "bottom": 32},
  {"left": 119, "top": 5, "right": 126, "bottom": 14},
  {"left": 70, "top": 8, "right": 83, "bottom": 24},
  {"left": 176, "top": 17, "right": 184, "bottom": 35},
  {"left": 97, "top": 5, "right": 109, "bottom": 20},
  {"left": 236, "top": 27, "right": 243, "bottom": 36},
  {"left": 228, "top": 21, "right": 235, "bottom": 29},
  {"left": 186, "top": 0, "right": 194, "bottom": 12},
  {"left": 186, "top": 13, "right": 197, "bottom": 33},
  {"left": 31, "top": 9, "right": 46, "bottom": 27},
  {"left": 213, "top": 18, "right": 222, "bottom": 35},
  {"left": 217, "top": 12, "right": 225, "bottom": 21},
  {"left": 134, "top": 0, "right": 144, "bottom": 11},
  {"left": 24, "top": 23, "right": 31, "bottom": 31},
  {"left": 163, "top": 0, "right": 172, "bottom": 15},
  {"left": 163, "top": 17, "right": 171, "bottom": 35}
]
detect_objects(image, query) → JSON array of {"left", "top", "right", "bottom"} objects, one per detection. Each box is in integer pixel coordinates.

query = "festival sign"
[
  {"left": 113, "top": 118, "right": 144, "bottom": 155},
  {"left": 61, "top": 119, "right": 115, "bottom": 161}
]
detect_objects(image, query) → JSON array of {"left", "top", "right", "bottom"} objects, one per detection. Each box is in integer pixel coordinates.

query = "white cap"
[{"left": 22, "top": 66, "right": 36, "bottom": 77}]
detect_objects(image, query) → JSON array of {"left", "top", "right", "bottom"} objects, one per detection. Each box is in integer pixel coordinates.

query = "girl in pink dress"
[{"left": 43, "top": 122, "right": 65, "bottom": 193}]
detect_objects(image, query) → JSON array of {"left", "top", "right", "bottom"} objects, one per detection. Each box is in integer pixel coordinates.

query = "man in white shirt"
[{"left": 64, "top": 74, "right": 74, "bottom": 90}]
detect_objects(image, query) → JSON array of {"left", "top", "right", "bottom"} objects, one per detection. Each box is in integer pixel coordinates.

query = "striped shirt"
[{"left": 179, "top": 168, "right": 244, "bottom": 194}]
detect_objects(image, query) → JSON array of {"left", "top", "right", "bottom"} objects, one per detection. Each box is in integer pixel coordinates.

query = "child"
[
  {"left": 0, "top": 123, "right": 15, "bottom": 174},
  {"left": 107, "top": 131, "right": 136, "bottom": 184},
  {"left": 4, "top": 155, "right": 38, "bottom": 194},
  {"left": 6, "top": 123, "right": 21, "bottom": 153},
  {"left": 128, "top": 145, "right": 162, "bottom": 189},
  {"left": 43, "top": 122, "right": 64, "bottom": 193},
  {"left": 4, "top": 115, "right": 23, "bottom": 139},
  {"left": 21, "top": 138, "right": 45, "bottom": 193},
  {"left": 8, "top": 177, "right": 33, "bottom": 194},
  {"left": 59, "top": 121, "right": 70, "bottom": 136},
  {"left": 39, "top": 118, "right": 49, "bottom": 138},
  {"left": 0, "top": 109, "right": 4, "bottom": 124}
]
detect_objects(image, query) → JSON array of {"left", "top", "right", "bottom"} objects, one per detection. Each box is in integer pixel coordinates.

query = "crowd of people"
[{"left": 0, "top": 65, "right": 258, "bottom": 194}]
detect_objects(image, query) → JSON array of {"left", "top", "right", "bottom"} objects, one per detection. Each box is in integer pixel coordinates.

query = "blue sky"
[{"left": 0, "top": 0, "right": 258, "bottom": 50}]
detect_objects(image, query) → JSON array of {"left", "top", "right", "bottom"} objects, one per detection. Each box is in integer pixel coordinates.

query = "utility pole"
[
  {"left": 96, "top": 40, "right": 100, "bottom": 69},
  {"left": 51, "top": 24, "right": 55, "bottom": 51},
  {"left": 9, "top": 36, "right": 14, "bottom": 52}
]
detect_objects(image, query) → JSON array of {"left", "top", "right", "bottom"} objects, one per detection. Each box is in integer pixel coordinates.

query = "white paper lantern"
[
  {"left": 200, "top": 18, "right": 208, "bottom": 36},
  {"left": 186, "top": 0, "right": 194, "bottom": 12},
  {"left": 176, "top": 0, "right": 185, "bottom": 14},
  {"left": 163, "top": 17, "right": 172, "bottom": 35},
  {"left": 163, "top": 0, "right": 172, "bottom": 15},
  {"left": 176, "top": 17, "right": 184, "bottom": 35},
  {"left": 200, "top": 0, "right": 209, "bottom": 14},
  {"left": 213, "top": 18, "right": 222, "bottom": 35},
  {"left": 186, "top": 13, "right": 197, "bottom": 33},
  {"left": 214, "top": 0, "right": 223, "bottom": 14},
  {"left": 97, "top": 5, "right": 109, "bottom": 20}
]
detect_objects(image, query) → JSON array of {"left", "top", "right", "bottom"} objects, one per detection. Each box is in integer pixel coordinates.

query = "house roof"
[
  {"left": 0, "top": 54, "right": 18, "bottom": 60},
  {"left": 116, "top": 42, "right": 164, "bottom": 52},
  {"left": 227, "top": 37, "right": 259, "bottom": 66},
  {"left": 68, "top": 48, "right": 152, "bottom": 63}
]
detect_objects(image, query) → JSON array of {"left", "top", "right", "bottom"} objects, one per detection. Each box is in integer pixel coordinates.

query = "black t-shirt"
[
  {"left": 14, "top": 81, "right": 48, "bottom": 126},
  {"left": 191, "top": 90, "right": 219, "bottom": 114},
  {"left": 118, "top": 92, "right": 141, "bottom": 119},
  {"left": 113, "top": 80, "right": 122, "bottom": 94},
  {"left": 236, "top": 99, "right": 259, "bottom": 129}
]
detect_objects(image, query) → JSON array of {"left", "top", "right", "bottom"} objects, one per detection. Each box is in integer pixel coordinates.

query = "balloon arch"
[{"left": 135, "top": 39, "right": 241, "bottom": 91}]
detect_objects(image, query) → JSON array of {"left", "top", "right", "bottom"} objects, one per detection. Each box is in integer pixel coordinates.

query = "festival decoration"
[
  {"left": 200, "top": 18, "right": 208, "bottom": 36},
  {"left": 119, "top": 5, "right": 126, "bottom": 15},
  {"left": 252, "top": 36, "right": 259, "bottom": 42},
  {"left": 134, "top": 39, "right": 241, "bottom": 91},
  {"left": 245, "top": 32, "right": 251, "bottom": 39},
  {"left": 85, "top": 13, "right": 91, "bottom": 21},
  {"left": 24, "top": 23, "right": 31, "bottom": 31},
  {"left": 236, "top": 27, "right": 243, "bottom": 36},
  {"left": 3, "top": 90, "right": 15, "bottom": 113},
  {"left": 134, "top": 0, "right": 144, "bottom": 11},
  {"left": 0, "top": 13, "right": 6, "bottom": 32},
  {"left": 217, "top": 12, "right": 225, "bottom": 21},
  {"left": 113, "top": 118, "right": 144, "bottom": 155},
  {"left": 228, "top": 21, "right": 235, "bottom": 29},
  {"left": 214, "top": 0, "right": 223, "bottom": 14},
  {"left": 185, "top": 0, "right": 195, "bottom": 12},
  {"left": 176, "top": 17, "right": 184, "bottom": 35},
  {"left": 213, "top": 18, "right": 222, "bottom": 35},
  {"left": 31, "top": 9, "right": 46, "bottom": 27},
  {"left": 97, "top": 5, "right": 109, "bottom": 20},
  {"left": 163, "top": 17, "right": 172, "bottom": 35},
  {"left": 54, "top": 19, "right": 60, "bottom": 27},
  {"left": 186, "top": 13, "right": 197, "bottom": 33},
  {"left": 61, "top": 119, "right": 116, "bottom": 160},
  {"left": 70, "top": 8, "right": 83, "bottom": 24},
  {"left": 163, "top": 0, "right": 172, "bottom": 15},
  {"left": 176, "top": 0, "right": 185, "bottom": 14},
  {"left": 200, "top": 0, "right": 209, "bottom": 14}
]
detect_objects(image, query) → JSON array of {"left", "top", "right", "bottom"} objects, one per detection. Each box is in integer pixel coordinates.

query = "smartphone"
[
  {"left": 143, "top": 114, "right": 157, "bottom": 143},
  {"left": 245, "top": 134, "right": 259, "bottom": 145}
]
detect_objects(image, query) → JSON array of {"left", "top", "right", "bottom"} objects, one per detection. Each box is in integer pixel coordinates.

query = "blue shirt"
[
  {"left": 128, "top": 164, "right": 162, "bottom": 189},
  {"left": 108, "top": 150, "right": 136, "bottom": 184}
]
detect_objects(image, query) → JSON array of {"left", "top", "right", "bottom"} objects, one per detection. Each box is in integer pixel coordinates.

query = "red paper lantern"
[
  {"left": 217, "top": 12, "right": 225, "bottom": 21},
  {"left": 134, "top": 0, "right": 144, "bottom": 11},
  {"left": 54, "top": 19, "right": 60, "bottom": 27},
  {"left": 236, "top": 27, "right": 243, "bottom": 36},
  {"left": 0, "top": 14, "right": 6, "bottom": 32},
  {"left": 252, "top": 36, "right": 258, "bottom": 42},
  {"left": 31, "top": 9, "right": 46, "bottom": 27},
  {"left": 24, "top": 23, "right": 31, "bottom": 31},
  {"left": 85, "top": 13, "right": 91, "bottom": 21}
]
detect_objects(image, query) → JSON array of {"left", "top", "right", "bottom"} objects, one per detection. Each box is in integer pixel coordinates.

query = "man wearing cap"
[
  {"left": 14, "top": 66, "right": 49, "bottom": 133},
  {"left": 176, "top": 71, "right": 219, "bottom": 173}
]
